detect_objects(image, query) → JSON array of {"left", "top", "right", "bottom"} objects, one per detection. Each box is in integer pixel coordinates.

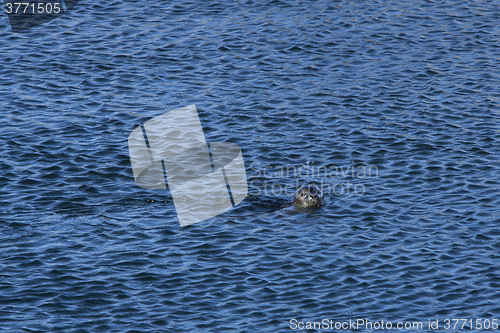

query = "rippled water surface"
[{"left": 1, "top": 1, "right": 500, "bottom": 332}]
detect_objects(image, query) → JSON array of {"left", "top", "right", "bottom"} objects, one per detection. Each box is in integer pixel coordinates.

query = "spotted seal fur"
[{"left": 292, "top": 184, "right": 324, "bottom": 209}]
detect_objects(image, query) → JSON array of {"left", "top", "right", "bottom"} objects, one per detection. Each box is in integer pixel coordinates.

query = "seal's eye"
[{"left": 301, "top": 193, "right": 306, "bottom": 197}]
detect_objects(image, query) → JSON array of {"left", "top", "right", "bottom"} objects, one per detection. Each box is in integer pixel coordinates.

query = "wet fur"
[{"left": 293, "top": 185, "right": 324, "bottom": 209}]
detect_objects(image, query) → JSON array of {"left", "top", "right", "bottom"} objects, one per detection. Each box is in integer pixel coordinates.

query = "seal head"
[{"left": 293, "top": 185, "right": 324, "bottom": 209}]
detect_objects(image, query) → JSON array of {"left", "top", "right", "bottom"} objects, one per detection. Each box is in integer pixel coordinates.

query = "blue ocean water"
[{"left": 1, "top": 1, "right": 500, "bottom": 332}]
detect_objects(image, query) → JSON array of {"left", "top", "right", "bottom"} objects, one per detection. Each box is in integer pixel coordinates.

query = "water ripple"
[{"left": 1, "top": 0, "right": 500, "bottom": 332}]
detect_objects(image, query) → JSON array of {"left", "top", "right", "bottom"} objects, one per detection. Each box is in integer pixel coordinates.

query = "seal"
[
  {"left": 293, "top": 185, "right": 324, "bottom": 209},
  {"left": 233, "top": 184, "right": 324, "bottom": 213}
]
